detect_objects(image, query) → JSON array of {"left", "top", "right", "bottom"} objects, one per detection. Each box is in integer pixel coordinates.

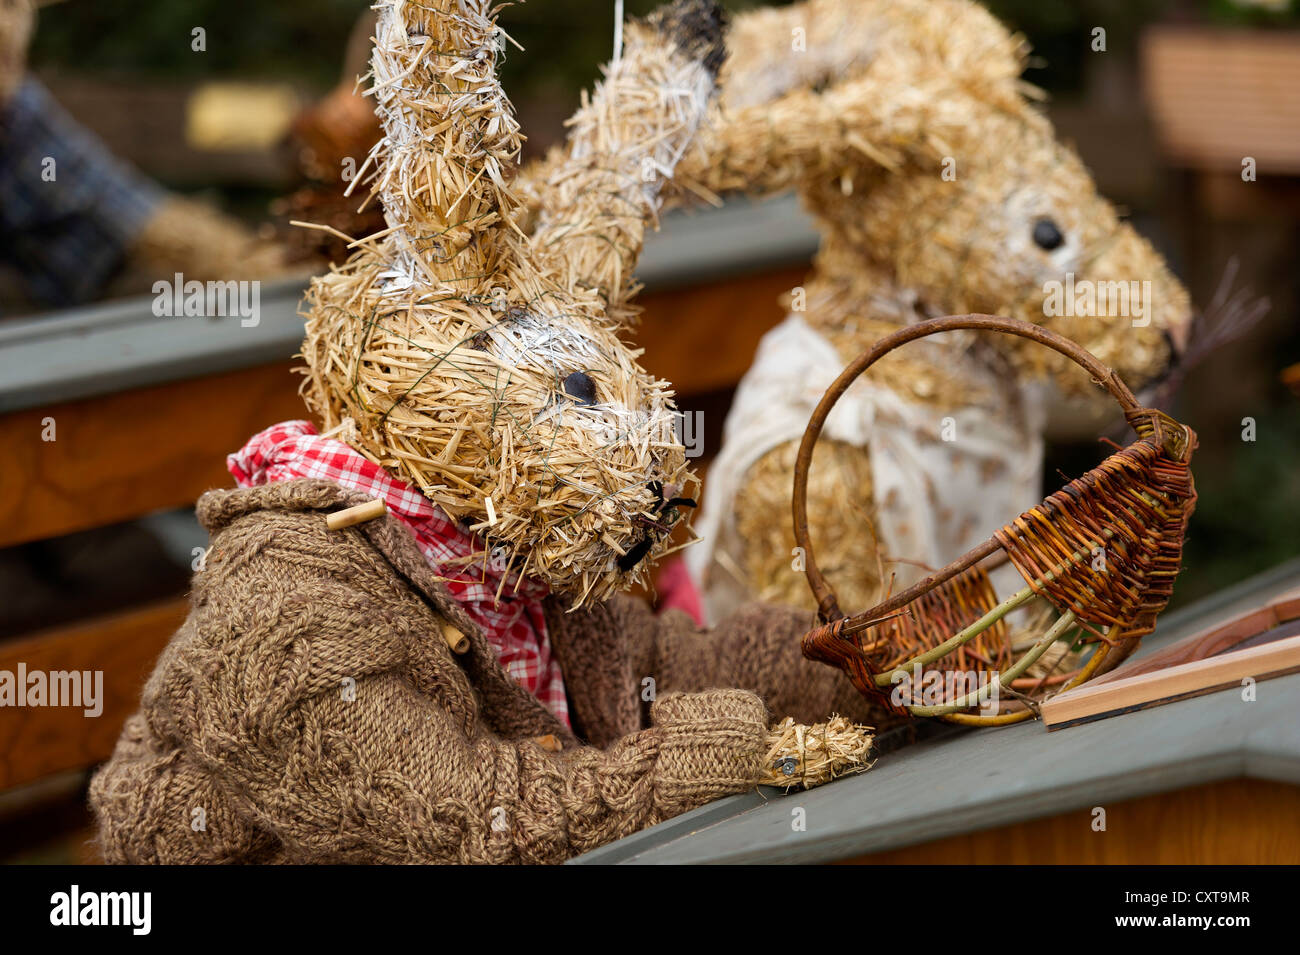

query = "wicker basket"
[{"left": 795, "top": 315, "right": 1199, "bottom": 726}]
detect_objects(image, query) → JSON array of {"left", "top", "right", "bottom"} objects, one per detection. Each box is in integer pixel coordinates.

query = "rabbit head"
[
  {"left": 300, "top": 0, "right": 725, "bottom": 606},
  {"left": 674, "top": 0, "right": 1193, "bottom": 396},
  {"left": 804, "top": 99, "right": 1193, "bottom": 394}
]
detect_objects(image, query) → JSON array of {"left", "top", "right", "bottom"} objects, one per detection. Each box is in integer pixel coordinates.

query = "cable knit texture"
[{"left": 89, "top": 480, "right": 875, "bottom": 864}]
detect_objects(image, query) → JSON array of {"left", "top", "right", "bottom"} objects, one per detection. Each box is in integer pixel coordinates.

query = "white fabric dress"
[{"left": 686, "top": 314, "right": 1046, "bottom": 624}]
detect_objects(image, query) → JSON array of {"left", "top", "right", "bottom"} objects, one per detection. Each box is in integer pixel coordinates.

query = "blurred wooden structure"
[
  {"left": 41, "top": 76, "right": 297, "bottom": 189},
  {"left": 1144, "top": 27, "right": 1300, "bottom": 176},
  {"left": 1144, "top": 27, "right": 1300, "bottom": 224}
]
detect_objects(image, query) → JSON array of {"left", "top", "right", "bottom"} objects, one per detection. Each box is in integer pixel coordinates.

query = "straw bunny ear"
[
  {"left": 516, "top": 0, "right": 726, "bottom": 328},
  {"left": 364, "top": 0, "right": 521, "bottom": 289},
  {"left": 672, "top": 0, "right": 1029, "bottom": 198}
]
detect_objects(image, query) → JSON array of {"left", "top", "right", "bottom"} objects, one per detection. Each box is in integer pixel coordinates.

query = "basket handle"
[{"left": 792, "top": 314, "right": 1143, "bottom": 623}]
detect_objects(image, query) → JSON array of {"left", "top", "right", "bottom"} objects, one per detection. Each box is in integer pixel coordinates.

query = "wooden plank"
[
  {"left": 837, "top": 777, "right": 1300, "bottom": 865},
  {"left": 1085, "top": 588, "right": 1300, "bottom": 688},
  {"left": 1041, "top": 634, "right": 1300, "bottom": 730},
  {"left": 638, "top": 265, "right": 806, "bottom": 395},
  {"left": 1143, "top": 28, "right": 1300, "bottom": 173},
  {"left": 0, "top": 361, "right": 308, "bottom": 549},
  {"left": 572, "top": 577, "right": 1300, "bottom": 864},
  {"left": 0, "top": 598, "right": 187, "bottom": 791},
  {"left": 13, "top": 758, "right": 1300, "bottom": 865},
  {"left": 0, "top": 279, "right": 315, "bottom": 414},
  {"left": 574, "top": 671, "right": 1300, "bottom": 863},
  {"left": 0, "top": 267, "right": 801, "bottom": 549},
  {"left": 0, "top": 197, "right": 815, "bottom": 415}
]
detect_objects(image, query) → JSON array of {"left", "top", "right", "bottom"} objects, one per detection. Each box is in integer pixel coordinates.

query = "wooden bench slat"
[
  {"left": 0, "top": 362, "right": 306, "bottom": 550},
  {"left": 0, "top": 266, "right": 804, "bottom": 549},
  {"left": 0, "top": 598, "right": 187, "bottom": 791}
]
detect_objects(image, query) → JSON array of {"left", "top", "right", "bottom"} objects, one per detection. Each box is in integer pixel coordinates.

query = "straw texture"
[
  {"left": 127, "top": 195, "right": 288, "bottom": 284},
  {"left": 760, "top": 715, "right": 875, "bottom": 790},
  {"left": 667, "top": 0, "right": 1193, "bottom": 383},
  {"left": 300, "top": 0, "right": 725, "bottom": 605},
  {"left": 997, "top": 409, "right": 1198, "bottom": 642}
]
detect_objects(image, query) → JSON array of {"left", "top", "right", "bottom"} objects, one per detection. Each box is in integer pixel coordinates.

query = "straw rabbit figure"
[
  {"left": 625, "top": 0, "right": 1197, "bottom": 623},
  {"left": 298, "top": 0, "right": 730, "bottom": 606},
  {"left": 90, "top": 0, "right": 874, "bottom": 866}
]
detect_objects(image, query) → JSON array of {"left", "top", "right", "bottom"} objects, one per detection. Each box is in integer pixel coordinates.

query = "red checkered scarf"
[{"left": 228, "top": 420, "right": 570, "bottom": 727}]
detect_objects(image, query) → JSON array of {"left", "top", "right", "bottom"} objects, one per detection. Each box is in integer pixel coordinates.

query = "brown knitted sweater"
[{"left": 89, "top": 480, "right": 872, "bottom": 864}]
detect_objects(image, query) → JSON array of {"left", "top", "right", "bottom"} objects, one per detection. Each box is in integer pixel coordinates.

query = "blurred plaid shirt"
[{"left": 0, "top": 78, "right": 161, "bottom": 309}]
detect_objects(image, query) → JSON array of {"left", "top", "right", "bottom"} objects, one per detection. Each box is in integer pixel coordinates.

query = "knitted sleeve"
[
  {"left": 611, "top": 596, "right": 881, "bottom": 728},
  {"left": 91, "top": 522, "right": 771, "bottom": 864},
  {"left": 255, "top": 676, "right": 771, "bottom": 863},
  {"left": 215, "top": 667, "right": 769, "bottom": 863}
]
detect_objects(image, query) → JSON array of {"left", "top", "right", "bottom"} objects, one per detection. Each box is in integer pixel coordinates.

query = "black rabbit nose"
[
  {"left": 1033, "top": 218, "right": 1065, "bottom": 251},
  {"left": 562, "top": 371, "right": 598, "bottom": 405}
]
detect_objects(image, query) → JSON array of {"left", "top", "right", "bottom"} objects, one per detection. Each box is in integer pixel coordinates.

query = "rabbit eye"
[
  {"left": 1033, "top": 218, "right": 1065, "bottom": 251},
  {"left": 562, "top": 371, "right": 598, "bottom": 406}
]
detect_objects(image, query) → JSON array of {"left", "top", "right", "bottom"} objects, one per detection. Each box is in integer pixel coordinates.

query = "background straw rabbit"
[{"left": 643, "top": 0, "right": 1197, "bottom": 624}]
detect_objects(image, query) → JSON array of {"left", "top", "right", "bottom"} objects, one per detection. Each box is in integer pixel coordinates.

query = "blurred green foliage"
[
  {"left": 31, "top": 0, "right": 368, "bottom": 87},
  {"left": 30, "top": 0, "right": 782, "bottom": 93},
  {"left": 1176, "top": 398, "right": 1300, "bottom": 605},
  {"left": 1204, "top": 0, "right": 1300, "bottom": 26},
  {"left": 29, "top": 0, "right": 1298, "bottom": 97}
]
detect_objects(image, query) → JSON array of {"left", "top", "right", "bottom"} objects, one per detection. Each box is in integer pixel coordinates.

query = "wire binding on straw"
[
  {"left": 299, "top": 0, "right": 724, "bottom": 606},
  {"left": 760, "top": 715, "right": 875, "bottom": 790}
]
